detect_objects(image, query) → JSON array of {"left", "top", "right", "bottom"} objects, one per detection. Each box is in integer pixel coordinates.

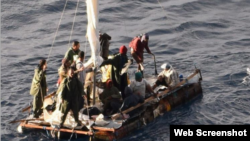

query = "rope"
[
  {"left": 47, "top": 0, "right": 69, "bottom": 63},
  {"left": 68, "top": 0, "right": 80, "bottom": 47},
  {"left": 156, "top": 0, "right": 168, "bottom": 21},
  {"left": 43, "top": 126, "right": 50, "bottom": 137},
  {"left": 68, "top": 128, "right": 76, "bottom": 141}
]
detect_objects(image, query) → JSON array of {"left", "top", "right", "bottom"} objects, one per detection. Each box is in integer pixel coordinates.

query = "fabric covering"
[
  {"left": 157, "top": 67, "right": 180, "bottom": 87},
  {"left": 160, "top": 63, "right": 171, "bottom": 69},
  {"left": 119, "top": 45, "right": 127, "bottom": 54}
]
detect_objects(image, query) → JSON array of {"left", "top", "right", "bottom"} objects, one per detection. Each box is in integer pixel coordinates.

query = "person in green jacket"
[
  {"left": 60, "top": 65, "right": 85, "bottom": 127},
  {"left": 30, "top": 59, "right": 48, "bottom": 118},
  {"left": 99, "top": 45, "right": 131, "bottom": 100},
  {"left": 64, "top": 41, "right": 81, "bottom": 65}
]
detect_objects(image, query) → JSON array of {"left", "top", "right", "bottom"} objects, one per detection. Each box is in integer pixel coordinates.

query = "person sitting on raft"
[
  {"left": 99, "top": 79, "right": 123, "bottom": 116},
  {"left": 119, "top": 86, "right": 144, "bottom": 118},
  {"left": 129, "top": 71, "right": 157, "bottom": 99},
  {"left": 152, "top": 63, "right": 180, "bottom": 91}
]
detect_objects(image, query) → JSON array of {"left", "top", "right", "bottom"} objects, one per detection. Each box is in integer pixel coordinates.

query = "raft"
[{"left": 17, "top": 69, "right": 202, "bottom": 140}]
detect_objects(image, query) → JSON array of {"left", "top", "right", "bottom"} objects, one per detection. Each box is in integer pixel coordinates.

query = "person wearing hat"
[
  {"left": 129, "top": 33, "right": 153, "bottom": 75},
  {"left": 99, "top": 45, "right": 131, "bottom": 100},
  {"left": 59, "top": 65, "right": 85, "bottom": 127},
  {"left": 99, "top": 79, "right": 122, "bottom": 116},
  {"left": 129, "top": 71, "right": 156, "bottom": 99},
  {"left": 152, "top": 63, "right": 180, "bottom": 90}
]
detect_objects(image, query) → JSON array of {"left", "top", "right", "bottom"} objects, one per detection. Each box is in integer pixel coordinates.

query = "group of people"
[{"left": 29, "top": 32, "right": 181, "bottom": 127}]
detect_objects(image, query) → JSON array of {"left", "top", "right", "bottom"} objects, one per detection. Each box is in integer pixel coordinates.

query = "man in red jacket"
[{"left": 129, "top": 33, "right": 152, "bottom": 76}]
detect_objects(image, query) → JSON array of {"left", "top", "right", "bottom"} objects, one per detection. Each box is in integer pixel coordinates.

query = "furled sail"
[{"left": 84, "top": 0, "right": 103, "bottom": 68}]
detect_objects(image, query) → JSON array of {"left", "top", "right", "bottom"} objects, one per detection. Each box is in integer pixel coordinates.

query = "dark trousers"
[
  {"left": 60, "top": 102, "right": 79, "bottom": 126},
  {"left": 33, "top": 94, "right": 43, "bottom": 118}
]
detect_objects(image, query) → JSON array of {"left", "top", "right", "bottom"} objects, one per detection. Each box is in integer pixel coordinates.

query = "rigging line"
[
  {"left": 156, "top": 0, "right": 168, "bottom": 21},
  {"left": 68, "top": 0, "right": 81, "bottom": 46},
  {"left": 47, "top": 0, "right": 69, "bottom": 63}
]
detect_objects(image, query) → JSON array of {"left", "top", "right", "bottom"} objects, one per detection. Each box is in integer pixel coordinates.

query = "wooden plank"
[
  {"left": 21, "top": 91, "right": 57, "bottom": 112},
  {"left": 92, "top": 126, "right": 115, "bottom": 132},
  {"left": 20, "top": 122, "right": 93, "bottom": 135},
  {"left": 9, "top": 118, "right": 44, "bottom": 124}
]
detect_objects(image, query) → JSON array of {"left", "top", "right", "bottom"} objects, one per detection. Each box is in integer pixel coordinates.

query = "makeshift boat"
[
  {"left": 16, "top": 68, "right": 202, "bottom": 140},
  {"left": 15, "top": 0, "right": 203, "bottom": 140}
]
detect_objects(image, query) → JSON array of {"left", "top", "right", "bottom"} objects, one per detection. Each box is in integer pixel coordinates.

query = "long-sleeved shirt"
[{"left": 158, "top": 68, "right": 180, "bottom": 87}]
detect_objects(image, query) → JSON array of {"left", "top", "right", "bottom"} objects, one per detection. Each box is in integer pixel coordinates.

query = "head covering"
[
  {"left": 135, "top": 72, "right": 142, "bottom": 81},
  {"left": 141, "top": 33, "right": 149, "bottom": 41},
  {"left": 124, "top": 86, "right": 133, "bottom": 97},
  {"left": 119, "top": 45, "right": 127, "bottom": 54},
  {"left": 106, "top": 79, "right": 113, "bottom": 88},
  {"left": 161, "top": 63, "right": 171, "bottom": 70}
]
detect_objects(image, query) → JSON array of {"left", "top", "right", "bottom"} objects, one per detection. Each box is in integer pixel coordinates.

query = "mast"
[{"left": 85, "top": 0, "right": 101, "bottom": 105}]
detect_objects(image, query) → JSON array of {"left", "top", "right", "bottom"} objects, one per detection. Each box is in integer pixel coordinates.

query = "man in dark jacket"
[
  {"left": 120, "top": 86, "right": 144, "bottom": 118},
  {"left": 60, "top": 66, "right": 85, "bottom": 127},
  {"left": 99, "top": 32, "right": 111, "bottom": 60},
  {"left": 30, "top": 59, "right": 48, "bottom": 118},
  {"left": 99, "top": 45, "right": 130, "bottom": 99}
]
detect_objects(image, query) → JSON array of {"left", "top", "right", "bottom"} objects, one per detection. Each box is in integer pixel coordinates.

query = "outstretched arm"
[{"left": 100, "top": 59, "right": 114, "bottom": 67}]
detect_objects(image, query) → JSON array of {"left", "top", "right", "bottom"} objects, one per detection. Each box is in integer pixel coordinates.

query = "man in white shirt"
[
  {"left": 152, "top": 63, "right": 180, "bottom": 90},
  {"left": 75, "top": 51, "right": 86, "bottom": 85},
  {"left": 129, "top": 71, "right": 156, "bottom": 99}
]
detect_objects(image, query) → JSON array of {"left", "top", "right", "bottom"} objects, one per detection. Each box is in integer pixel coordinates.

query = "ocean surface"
[{"left": 1, "top": 0, "right": 250, "bottom": 141}]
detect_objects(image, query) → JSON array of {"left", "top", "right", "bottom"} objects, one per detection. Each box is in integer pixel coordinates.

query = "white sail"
[{"left": 84, "top": 0, "right": 103, "bottom": 68}]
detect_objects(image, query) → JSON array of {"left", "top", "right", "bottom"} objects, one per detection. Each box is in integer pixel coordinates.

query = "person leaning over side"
[
  {"left": 129, "top": 33, "right": 152, "bottom": 76},
  {"left": 152, "top": 63, "right": 180, "bottom": 91},
  {"left": 99, "top": 32, "right": 112, "bottom": 60},
  {"left": 99, "top": 45, "right": 131, "bottom": 100},
  {"left": 59, "top": 65, "right": 85, "bottom": 127},
  {"left": 64, "top": 40, "right": 81, "bottom": 65},
  {"left": 129, "top": 71, "right": 157, "bottom": 99},
  {"left": 30, "top": 59, "right": 48, "bottom": 118}
]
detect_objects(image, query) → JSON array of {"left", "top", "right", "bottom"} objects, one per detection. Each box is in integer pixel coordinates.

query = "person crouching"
[{"left": 99, "top": 79, "right": 122, "bottom": 116}]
